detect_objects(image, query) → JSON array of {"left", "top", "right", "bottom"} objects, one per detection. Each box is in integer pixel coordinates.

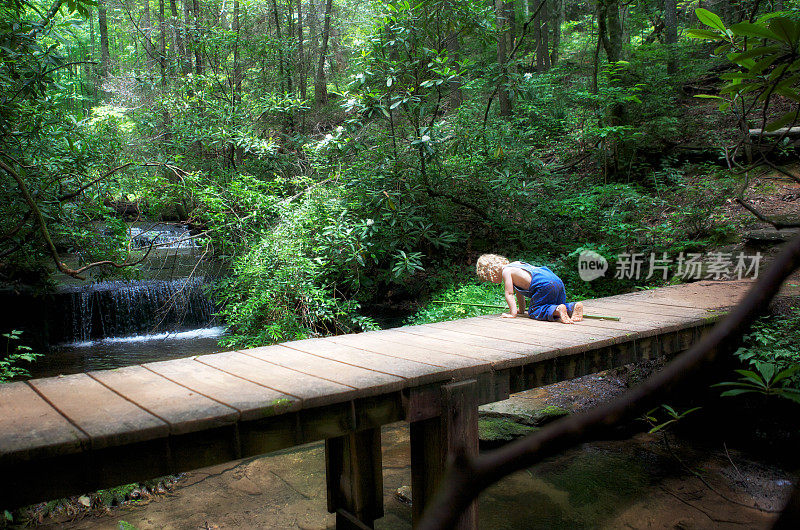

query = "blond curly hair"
[{"left": 476, "top": 253, "right": 509, "bottom": 282}]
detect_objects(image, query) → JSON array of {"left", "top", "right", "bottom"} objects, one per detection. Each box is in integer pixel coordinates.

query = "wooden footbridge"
[{"left": 0, "top": 281, "right": 748, "bottom": 528}]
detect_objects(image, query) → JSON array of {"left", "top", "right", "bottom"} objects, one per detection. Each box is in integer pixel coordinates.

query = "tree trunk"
[
  {"left": 542, "top": 0, "right": 550, "bottom": 69},
  {"left": 142, "top": 0, "right": 153, "bottom": 74},
  {"left": 284, "top": 0, "right": 294, "bottom": 94},
  {"left": 159, "top": 0, "right": 166, "bottom": 86},
  {"left": 233, "top": 0, "right": 241, "bottom": 103},
  {"left": 496, "top": 0, "right": 512, "bottom": 116},
  {"left": 272, "top": 0, "right": 286, "bottom": 93},
  {"left": 296, "top": 0, "right": 307, "bottom": 102},
  {"left": 315, "top": 0, "right": 333, "bottom": 106},
  {"left": 664, "top": 0, "right": 677, "bottom": 74},
  {"left": 550, "top": 0, "right": 561, "bottom": 66},
  {"left": 98, "top": 0, "right": 110, "bottom": 77},
  {"left": 444, "top": 0, "right": 463, "bottom": 108},
  {"left": 506, "top": 0, "right": 515, "bottom": 70},
  {"left": 193, "top": 0, "right": 202, "bottom": 74},
  {"left": 535, "top": 1, "right": 546, "bottom": 71},
  {"left": 599, "top": 0, "right": 622, "bottom": 63},
  {"left": 170, "top": 0, "right": 185, "bottom": 71}
]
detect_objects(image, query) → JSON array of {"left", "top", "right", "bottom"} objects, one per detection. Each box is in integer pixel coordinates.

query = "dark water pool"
[{"left": 29, "top": 326, "right": 226, "bottom": 379}]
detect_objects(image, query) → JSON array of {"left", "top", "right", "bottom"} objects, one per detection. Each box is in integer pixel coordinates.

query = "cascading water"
[
  {"left": 128, "top": 223, "right": 199, "bottom": 249},
  {"left": 7, "top": 222, "right": 228, "bottom": 377},
  {"left": 60, "top": 277, "right": 216, "bottom": 344}
]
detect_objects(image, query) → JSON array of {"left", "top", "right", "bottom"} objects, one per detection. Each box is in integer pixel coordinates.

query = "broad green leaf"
[
  {"left": 765, "top": 110, "right": 800, "bottom": 132},
  {"left": 686, "top": 28, "right": 724, "bottom": 40},
  {"left": 696, "top": 8, "right": 727, "bottom": 32},
  {"left": 730, "top": 22, "right": 779, "bottom": 41},
  {"left": 720, "top": 389, "right": 756, "bottom": 397},
  {"left": 720, "top": 72, "right": 755, "bottom": 81},
  {"left": 694, "top": 94, "right": 726, "bottom": 100},
  {"left": 750, "top": 54, "right": 780, "bottom": 74},
  {"left": 773, "top": 364, "right": 800, "bottom": 384},
  {"left": 756, "top": 362, "right": 776, "bottom": 382},
  {"left": 649, "top": 419, "right": 677, "bottom": 433},
  {"left": 757, "top": 11, "right": 788, "bottom": 24},
  {"left": 728, "top": 45, "right": 781, "bottom": 63},
  {"left": 769, "top": 17, "right": 800, "bottom": 47}
]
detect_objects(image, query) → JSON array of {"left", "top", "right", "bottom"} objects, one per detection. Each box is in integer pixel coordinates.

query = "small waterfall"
[
  {"left": 59, "top": 277, "right": 216, "bottom": 344},
  {"left": 128, "top": 223, "right": 199, "bottom": 249}
]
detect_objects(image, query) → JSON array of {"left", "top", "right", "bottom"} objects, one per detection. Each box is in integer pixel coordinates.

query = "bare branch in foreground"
[{"left": 418, "top": 234, "right": 800, "bottom": 530}]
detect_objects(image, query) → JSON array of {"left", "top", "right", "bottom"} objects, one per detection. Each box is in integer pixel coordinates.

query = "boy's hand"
[{"left": 501, "top": 312, "right": 517, "bottom": 318}]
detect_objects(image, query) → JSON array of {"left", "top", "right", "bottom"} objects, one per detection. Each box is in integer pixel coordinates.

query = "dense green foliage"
[
  {"left": 730, "top": 308, "right": 800, "bottom": 395},
  {"left": 1, "top": 0, "right": 798, "bottom": 348},
  {"left": 0, "top": 331, "right": 40, "bottom": 383}
]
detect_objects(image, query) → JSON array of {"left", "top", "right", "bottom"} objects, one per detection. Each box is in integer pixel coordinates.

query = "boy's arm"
[
  {"left": 502, "top": 269, "right": 519, "bottom": 318},
  {"left": 516, "top": 292, "right": 527, "bottom": 316}
]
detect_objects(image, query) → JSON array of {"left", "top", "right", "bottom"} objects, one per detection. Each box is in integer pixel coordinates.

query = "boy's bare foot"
[
  {"left": 554, "top": 304, "right": 574, "bottom": 324},
  {"left": 572, "top": 302, "right": 584, "bottom": 322}
]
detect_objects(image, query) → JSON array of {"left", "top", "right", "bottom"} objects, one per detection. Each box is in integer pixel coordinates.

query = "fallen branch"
[
  {"left": 418, "top": 234, "right": 800, "bottom": 530},
  {"left": 735, "top": 198, "right": 800, "bottom": 229}
]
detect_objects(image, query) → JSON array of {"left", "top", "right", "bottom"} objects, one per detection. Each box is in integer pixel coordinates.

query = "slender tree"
[
  {"left": 315, "top": 0, "right": 333, "bottom": 106},
  {"left": 272, "top": 0, "right": 287, "bottom": 93},
  {"left": 193, "top": 0, "right": 202, "bottom": 74},
  {"left": 550, "top": 0, "right": 561, "bottom": 66},
  {"left": 664, "top": 0, "right": 677, "bottom": 74},
  {"left": 142, "top": 0, "right": 154, "bottom": 73},
  {"left": 159, "top": 0, "right": 166, "bottom": 86},
  {"left": 98, "top": 0, "right": 110, "bottom": 77},
  {"left": 296, "top": 0, "right": 307, "bottom": 102},
  {"left": 170, "top": 0, "right": 186, "bottom": 72},
  {"left": 496, "top": 0, "right": 512, "bottom": 116}
]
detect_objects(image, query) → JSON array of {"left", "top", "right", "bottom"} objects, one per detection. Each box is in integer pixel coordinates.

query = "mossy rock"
[
  {"left": 530, "top": 405, "right": 570, "bottom": 425},
  {"left": 478, "top": 417, "right": 538, "bottom": 443}
]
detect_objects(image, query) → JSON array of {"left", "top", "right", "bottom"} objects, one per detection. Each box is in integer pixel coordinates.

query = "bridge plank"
[
  {"left": 197, "top": 350, "right": 356, "bottom": 408},
  {"left": 239, "top": 343, "right": 408, "bottom": 390},
  {"left": 395, "top": 326, "right": 547, "bottom": 355},
  {"left": 376, "top": 328, "right": 530, "bottom": 360},
  {"left": 29, "top": 374, "right": 168, "bottom": 450},
  {"left": 329, "top": 330, "right": 518, "bottom": 368},
  {"left": 89, "top": 365, "right": 239, "bottom": 435},
  {"left": 429, "top": 318, "right": 617, "bottom": 351},
  {"left": 582, "top": 300, "right": 713, "bottom": 318},
  {"left": 144, "top": 359, "right": 299, "bottom": 422},
  {"left": 595, "top": 281, "right": 749, "bottom": 309},
  {"left": 0, "top": 382, "right": 88, "bottom": 463},
  {"left": 480, "top": 314, "right": 634, "bottom": 341},
  {"left": 276, "top": 339, "right": 454, "bottom": 386}
]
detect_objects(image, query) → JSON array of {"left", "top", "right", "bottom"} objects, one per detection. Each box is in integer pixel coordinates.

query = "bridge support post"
[
  {"left": 325, "top": 427, "right": 384, "bottom": 529},
  {"left": 411, "top": 379, "right": 479, "bottom": 529}
]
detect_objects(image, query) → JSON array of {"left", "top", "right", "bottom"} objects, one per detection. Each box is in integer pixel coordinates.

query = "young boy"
[{"left": 476, "top": 254, "right": 584, "bottom": 324}]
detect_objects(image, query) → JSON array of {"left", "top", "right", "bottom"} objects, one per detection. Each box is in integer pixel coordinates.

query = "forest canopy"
[{"left": 2, "top": 0, "right": 799, "bottom": 346}]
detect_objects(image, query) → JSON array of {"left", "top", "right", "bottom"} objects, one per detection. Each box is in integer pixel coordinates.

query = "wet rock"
[
  {"left": 395, "top": 485, "right": 412, "bottom": 506},
  {"left": 479, "top": 399, "right": 569, "bottom": 426}
]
